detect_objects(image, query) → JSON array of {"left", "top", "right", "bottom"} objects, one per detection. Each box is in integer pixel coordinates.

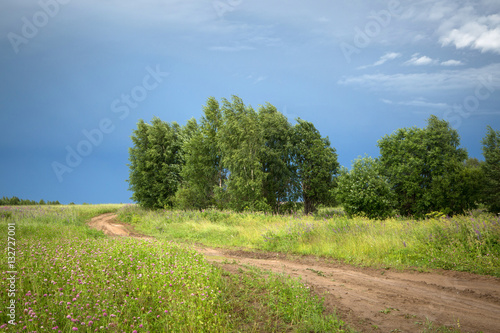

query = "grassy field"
[
  {"left": 0, "top": 205, "right": 347, "bottom": 332},
  {"left": 118, "top": 206, "right": 500, "bottom": 277}
]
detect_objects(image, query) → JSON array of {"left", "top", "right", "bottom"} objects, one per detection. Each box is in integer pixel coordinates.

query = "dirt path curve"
[{"left": 88, "top": 214, "right": 500, "bottom": 332}]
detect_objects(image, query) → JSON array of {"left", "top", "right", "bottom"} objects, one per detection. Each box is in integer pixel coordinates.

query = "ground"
[{"left": 88, "top": 213, "right": 500, "bottom": 333}]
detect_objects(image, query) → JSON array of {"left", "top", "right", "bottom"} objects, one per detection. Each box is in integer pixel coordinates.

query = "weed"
[
  {"left": 306, "top": 268, "right": 326, "bottom": 277},
  {"left": 380, "top": 307, "right": 398, "bottom": 314}
]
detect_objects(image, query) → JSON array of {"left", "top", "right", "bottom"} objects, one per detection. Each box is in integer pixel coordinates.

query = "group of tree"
[
  {"left": 127, "top": 96, "right": 338, "bottom": 214},
  {"left": 336, "top": 116, "right": 500, "bottom": 218},
  {"left": 0, "top": 196, "right": 61, "bottom": 206},
  {"left": 128, "top": 96, "right": 499, "bottom": 218}
]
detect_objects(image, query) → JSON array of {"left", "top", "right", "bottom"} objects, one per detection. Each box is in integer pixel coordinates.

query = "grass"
[
  {"left": 117, "top": 206, "right": 500, "bottom": 277},
  {"left": 0, "top": 205, "right": 348, "bottom": 332}
]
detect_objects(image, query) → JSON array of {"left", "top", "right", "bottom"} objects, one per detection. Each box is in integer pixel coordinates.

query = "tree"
[
  {"left": 127, "top": 95, "right": 340, "bottom": 214},
  {"left": 176, "top": 97, "right": 224, "bottom": 210},
  {"left": 293, "top": 119, "right": 339, "bottom": 214},
  {"left": 481, "top": 126, "right": 500, "bottom": 213},
  {"left": 378, "top": 115, "right": 472, "bottom": 216},
  {"left": 127, "top": 117, "right": 184, "bottom": 209},
  {"left": 217, "top": 96, "right": 266, "bottom": 211},
  {"left": 336, "top": 156, "right": 395, "bottom": 219},
  {"left": 9, "top": 196, "right": 20, "bottom": 205},
  {"left": 258, "top": 103, "right": 297, "bottom": 213}
]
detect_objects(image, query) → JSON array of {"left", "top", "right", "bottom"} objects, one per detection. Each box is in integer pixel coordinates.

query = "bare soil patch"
[
  {"left": 88, "top": 214, "right": 500, "bottom": 332},
  {"left": 87, "top": 213, "right": 152, "bottom": 238}
]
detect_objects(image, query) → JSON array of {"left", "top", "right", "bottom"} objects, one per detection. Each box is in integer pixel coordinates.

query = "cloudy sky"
[{"left": 1, "top": 0, "right": 499, "bottom": 204}]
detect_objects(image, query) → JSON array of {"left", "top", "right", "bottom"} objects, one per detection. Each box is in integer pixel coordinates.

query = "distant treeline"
[
  {"left": 127, "top": 95, "right": 500, "bottom": 218},
  {"left": 0, "top": 196, "right": 61, "bottom": 206}
]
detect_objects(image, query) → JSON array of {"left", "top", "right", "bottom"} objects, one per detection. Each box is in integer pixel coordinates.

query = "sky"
[{"left": 1, "top": 0, "right": 499, "bottom": 204}]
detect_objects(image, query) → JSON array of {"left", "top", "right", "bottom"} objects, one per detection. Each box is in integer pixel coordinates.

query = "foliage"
[
  {"left": 481, "top": 126, "right": 500, "bottom": 213},
  {"left": 176, "top": 97, "right": 224, "bottom": 210},
  {"left": 258, "top": 103, "right": 297, "bottom": 214},
  {"left": 378, "top": 115, "right": 475, "bottom": 217},
  {"left": 292, "top": 119, "right": 339, "bottom": 214},
  {"left": 0, "top": 196, "right": 60, "bottom": 205},
  {"left": 127, "top": 118, "right": 188, "bottom": 209},
  {"left": 129, "top": 96, "right": 338, "bottom": 214},
  {"left": 335, "top": 156, "right": 395, "bottom": 219},
  {"left": 217, "top": 96, "right": 266, "bottom": 211}
]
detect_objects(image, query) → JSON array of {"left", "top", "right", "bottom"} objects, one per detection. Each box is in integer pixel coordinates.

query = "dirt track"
[{"left": 88, "top": 213, "right": 500, "bottom": 332}]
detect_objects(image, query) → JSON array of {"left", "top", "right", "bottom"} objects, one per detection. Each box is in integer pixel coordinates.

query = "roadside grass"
[
  {"left": 118, "top": 206, "right": 500, "bottom": 277},
  {"left": 0, "top": 205, "right": 348, "bottom": 332},
  {"left": 218, "top": 263, "right": 347, "bottom": 332},
  {"left": 1, "top": 204, "right": 122, "bottom": 240}
]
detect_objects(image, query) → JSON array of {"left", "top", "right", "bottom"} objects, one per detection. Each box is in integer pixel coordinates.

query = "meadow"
[
  {"left": 118, "top": 206, "right": 500, "bottom": 277},
  {"left": 0, "top": 205, "right": 347, "bottom": 332}
]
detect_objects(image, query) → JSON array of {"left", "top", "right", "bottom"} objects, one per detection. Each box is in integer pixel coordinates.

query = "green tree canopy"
[
  {"left": 335, "top": 156, "right": 395, "bottom": 219},
  {"left": 258, "top": 103, "right": 297, "bottom": 213},
  {"left": 217, "top": 96, "right": 266, "bottom": 211},
  {"left": 481, "top": 126, "right": 500, "bottom": 213},
  {"left": 378, "top": 115, "right": 474, "bottom": 216},
  {"left": 128, "top": 96, "right": 339, "bottom": 214},
  {"left": 127, "top": 117, "right": 185, "bottom": 209},
  {"left": 293, "top": 119, "right": 339, "bottom": 214},
  {"left": 176, "top": 97, "right": 224, "bottom": 210}
]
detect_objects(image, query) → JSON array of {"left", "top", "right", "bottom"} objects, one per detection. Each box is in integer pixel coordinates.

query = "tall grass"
[
  {"left": 0, "top": 205, "right": 347, "bottom": 332},
  {"left": 1, "top": 204, "right": 121, "bottom": 240},
  {"left": 118, "top": 206, "right": 500, "bottom": 277}
]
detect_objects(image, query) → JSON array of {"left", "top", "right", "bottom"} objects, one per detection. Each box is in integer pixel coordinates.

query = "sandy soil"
[{"left": 88, "top": 213, "right": 500, "bottom": 332}]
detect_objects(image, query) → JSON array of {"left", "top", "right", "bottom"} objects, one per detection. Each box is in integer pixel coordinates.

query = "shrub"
[{"left": 335, "top": 156, "right": 395, "bottom": 219}]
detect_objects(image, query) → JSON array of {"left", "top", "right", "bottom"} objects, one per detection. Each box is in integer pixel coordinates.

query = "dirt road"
[{"left": 88, "top": 214, "right": 500, "bottom": 332}]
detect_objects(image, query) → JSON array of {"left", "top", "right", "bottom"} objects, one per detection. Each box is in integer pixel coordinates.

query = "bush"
[{"left": 335, "top": 156, "right": 395, "bottom": 219}]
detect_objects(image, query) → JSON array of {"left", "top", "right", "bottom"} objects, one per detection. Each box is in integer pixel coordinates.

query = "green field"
[
  {"left": 118, "top": 206, "right": 500, "bottom": 277},
  {"left": 0, "top": 205, "right": 348, "bottom": 332}
]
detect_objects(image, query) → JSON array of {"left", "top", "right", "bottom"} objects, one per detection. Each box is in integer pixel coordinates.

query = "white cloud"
[
  {"left": 403, "top": 2, "right": 500, "bottom": 54},
  {"left": 404, "top": 54, "right": 437, "bottom": 66},
  {"left": 358, "top": 52, "right": 401, "bottom": 70},
  {"left": 439, "top": 11, "right": 500, "bottom": 54},
  {"left": 381, "top": 98, "right": 449, "bottom": 109},
  {"left": 247, "top": 74, "right": 267, "bottom": 84},
  {"left": 338, "top": 63, "right": 500, "bottom": 93},
  {"left": 382, "top": 98, "right": 450, "bottom": 110},
  {"left": 441, "top": 59, "right": 464, "bottom": 66}
]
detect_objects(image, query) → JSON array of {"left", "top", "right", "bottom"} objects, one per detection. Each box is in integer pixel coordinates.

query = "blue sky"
[{"left": 1, "top": 0, "right": 499, "bottom": 204}]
